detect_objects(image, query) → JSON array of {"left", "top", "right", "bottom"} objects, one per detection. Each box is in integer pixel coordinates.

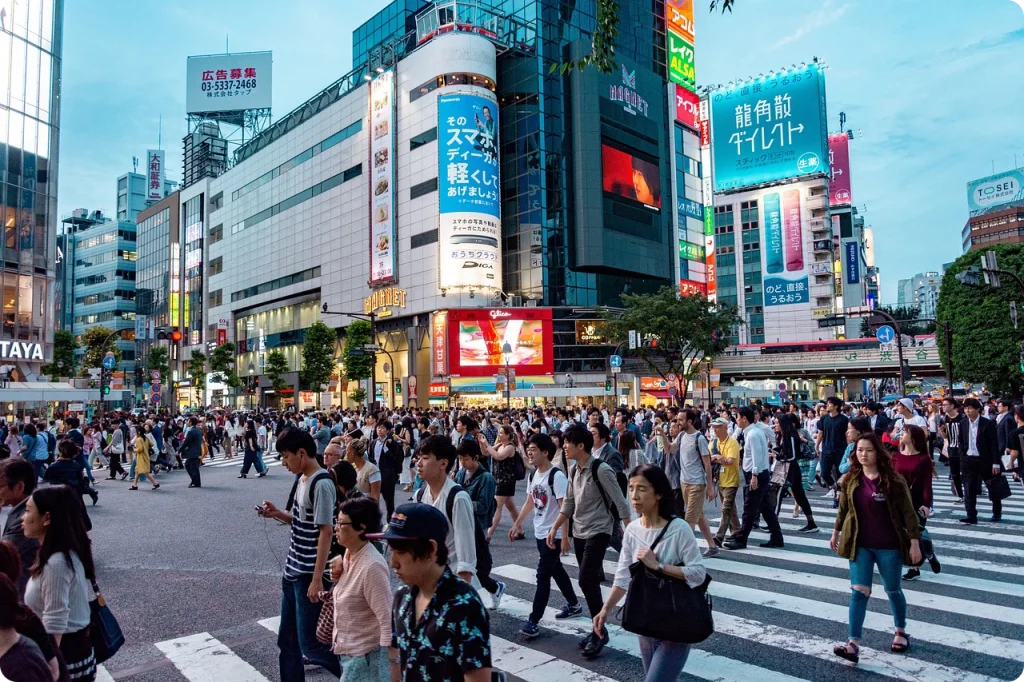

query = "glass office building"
[{"left": 0, "top": 0, "right": 63, "bottom": 374}]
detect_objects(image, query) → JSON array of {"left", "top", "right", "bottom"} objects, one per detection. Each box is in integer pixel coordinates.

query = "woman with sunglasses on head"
[
  {"left": 830, "top": 433, "right": 921, "bottom": 663},
  {"left": 21, "top": 485, "right": 99, "bottom": 682}
]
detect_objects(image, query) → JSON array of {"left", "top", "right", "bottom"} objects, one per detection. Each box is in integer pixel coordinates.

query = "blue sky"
[{"left": 57, "top": 0, "right": 1024, "bottom": 302}]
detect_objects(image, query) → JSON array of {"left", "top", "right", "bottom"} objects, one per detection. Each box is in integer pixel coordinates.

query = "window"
[
  {"left": 209, "top": 257, "right": 223, "bottom": 275},
  {"left": 342, "top": 164, "right": 362, "bottom": 182},
  {"left": 230, "top": 267, "right": 321, "bottom": 303},
  {"left": 410, "top": 127, "right": 438, "bottom": 151},
  {"left": 210, "top": 192, "right": 224, "bottom": 211},
  {"left": 208, "top": 224, "right": 223, "bottom": 244},
  {"left": 231, "top": 167, "right": 362, "bottom": 236},
  {"left": 208, "top": 289, "right": 222, "bottom": 306},
  {"left": 409, "top": 73, "right": 495, "bottom": 103},
  {"left": 410, "top": 229, "right": 438, "bottom": 248},
  {"left": 410, "top": 178, "right": 438, "bottom": 200}
]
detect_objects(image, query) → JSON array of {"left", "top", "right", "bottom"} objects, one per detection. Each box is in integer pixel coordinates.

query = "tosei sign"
[
  {"left": 185, "top": 52, "right": 272, "bottom": 115},
  {"left": 967, "top": 168, "right": 1024, "bottom": 216},
  {"left": 710, "top": 63, "right": 829, "bottom": 192}
]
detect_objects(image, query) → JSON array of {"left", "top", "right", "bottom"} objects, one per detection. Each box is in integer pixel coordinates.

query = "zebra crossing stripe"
[
  {"left": 155, "top": 632, "right": 271, "bottom": 682},
  {"left": 794, "top": 505, "right": 1024, "bottom": 546},
  {"left": 491, "top": 635, "right": 620, "bottom": 681},
  {"left": 95, "top": 665, "right": 115, "bottom": 682}
]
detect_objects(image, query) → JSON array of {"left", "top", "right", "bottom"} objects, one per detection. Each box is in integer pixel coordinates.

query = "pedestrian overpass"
[{"left": 715, "top": 346, "right": 944, "bottom": 380}]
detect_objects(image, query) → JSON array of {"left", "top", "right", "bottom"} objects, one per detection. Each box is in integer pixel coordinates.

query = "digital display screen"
[
  {"left": 601, "top": 144, "right": 661, "bottom": 210},
  {"left": 446, "top": 308, "right": 554, "bottom": 377}
]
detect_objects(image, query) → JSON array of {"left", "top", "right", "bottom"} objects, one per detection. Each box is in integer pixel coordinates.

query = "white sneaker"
[{"left": 821, "top": 491, "right": 835, "bottom": 498}]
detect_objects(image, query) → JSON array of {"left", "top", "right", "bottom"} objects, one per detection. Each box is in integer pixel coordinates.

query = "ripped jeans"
[{"left": 848, "top": 546, "right": 907, "bottom": 640}]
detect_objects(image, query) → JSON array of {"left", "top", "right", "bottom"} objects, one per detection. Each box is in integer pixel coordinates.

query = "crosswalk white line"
[
  {"left": 932, "top": 491, "right": 1024, "bottom": 508},
  {"left": 795, "top": 506, "right": 1024, "bottom": 545},
  {"left": 487, "top": 588, "right": 811, "bottom": 682},
  {"left": 95, "top": 665, "right": 115, "bottom": 682},
  {"left": 491, "top": 635, "right": 620, "bottom": 681},
  {"left": 495, "top": 564, "right": 999, "bottom": 682},
  {"left": 155, "top": 632, "right": 271, "bottom": 682},
  {"left": 929, "top": 507, "right": 1024, "bottom": 523},
  {"left": 257, "top": 617, "right": 279, "bottom": 633},
  {"left": 696, "top": 540, "right": 1024, "bottom": 599}
]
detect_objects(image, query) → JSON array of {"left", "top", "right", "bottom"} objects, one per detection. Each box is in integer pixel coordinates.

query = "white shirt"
[
  {"left": 418, "top": 478, "right": 478, "bottom": 580},
  {"left": 529, "top": 466, "right": 567, "bottom": 539},
  {"left": 968, "top": 416, "right": 980, "bottom": 457},
  {"left": 741, "top": 424, "right": 770, "bottom": 474},
  {"left": 613, "top": 519, "right": 706, "bottom": 591}
]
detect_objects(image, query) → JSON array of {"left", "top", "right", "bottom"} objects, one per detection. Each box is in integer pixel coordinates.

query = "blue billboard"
[
  {"left": 844, "top": 240, "right": 860, "bottom": 284},
  {"left": 710, "top": 64, "right": 828, "bottom": 192},
  {"left": 438, "top": 93, "right": 500, "bottom": 218}
]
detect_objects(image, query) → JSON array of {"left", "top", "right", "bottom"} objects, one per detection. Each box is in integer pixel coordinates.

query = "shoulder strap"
[
  {"left": 547, "top": 467, "right": 558, "bottom": 490},
  {"left": 590, "top": 458, "right": 613, "bottom": 512},
  {"left": 445, "top": 484, "right": 465, "bottom": 523},
  {"left": 415, "top": 487, "right": 425, "bottom": 503},
  {"left": 650, "top": 518, "right": 676, "bottom": 552}
]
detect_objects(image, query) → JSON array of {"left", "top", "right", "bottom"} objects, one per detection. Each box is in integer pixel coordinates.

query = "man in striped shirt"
[{"left": 258, "top": 428, "right": 340, "bottom": 682}]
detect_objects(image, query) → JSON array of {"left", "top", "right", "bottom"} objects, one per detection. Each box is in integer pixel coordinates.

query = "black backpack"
[
  {"left": 416, "top": 485, "right": 492, "bottom": 578},
  {"left": 585, "top": 458, "right": 622, "bottom": 525}
]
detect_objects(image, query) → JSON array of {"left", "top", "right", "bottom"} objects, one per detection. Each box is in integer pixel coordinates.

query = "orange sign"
[
  {"left": 428, "top": 382, "right": 448, "bottom": 397},
  {"left": 666, "top": 0, "right": 695, "bottom": 44},
  {"left": 640, "top": 376, "right": 669, "bottom": 392},
  {"left": 432, "top": 311, "right": 448, "bottom": 376}
]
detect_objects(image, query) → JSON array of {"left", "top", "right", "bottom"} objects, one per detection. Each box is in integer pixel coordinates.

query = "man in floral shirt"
[{"left": 370, "top": 503, "right": 492, "bottom": 681}]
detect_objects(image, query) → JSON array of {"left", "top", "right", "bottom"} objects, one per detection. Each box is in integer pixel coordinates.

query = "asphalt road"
[{"left": 84, "top": 454, "right": 1024, "bottom": 682}]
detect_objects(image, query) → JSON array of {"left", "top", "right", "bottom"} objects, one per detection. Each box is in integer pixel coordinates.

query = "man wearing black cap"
[{"left": 370, "top": 503, "right": 493, "bottom": 682}]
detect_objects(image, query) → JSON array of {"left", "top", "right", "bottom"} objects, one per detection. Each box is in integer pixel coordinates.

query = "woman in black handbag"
[
  {"left": 21, "top": 485, "right": 98, "bottom": 682},
  {"left": 592, "top": 464, "right": 706, "bottom": 680}
]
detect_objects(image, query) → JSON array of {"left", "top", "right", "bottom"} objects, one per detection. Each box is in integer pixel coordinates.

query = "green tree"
[
  {"left": 209, "top": 342, "right": 241, "bottom": 389},
  {"left": 42, "top": 330, "right": 78, "bottom": 381},
  {"left": 301, "top": 321, "right": 337, "bottom": 408},
  {"left": 81, "top": 326, "right": 122, "bottom": 373},
  {"left": 601, "top": 286, "right": 741, "bottom": 402},
  {"left": 146, "top": 346, "right": 169, "bottom": 378},
  {"left": 937, "top": 244, "right": 1024, "bottom": 396},
  {"left": 859, "top": 305, "right": 935, "bottom": 338},
  {"left": 265, "top": 349, "right": 290, "bottom": 395},
  {"left": 342, "top": 320, "right": 373, "bottom": 382},
  {"left": 349, "top": 387, "right": 367, "bottom": 405},
  {"left": 189, "top": 351, "right": 207, "bottom": 406}
]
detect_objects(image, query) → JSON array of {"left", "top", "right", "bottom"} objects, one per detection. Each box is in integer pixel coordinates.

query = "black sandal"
[
  {"left": 833, "top": 641, "right": 859, "bottom": 663},
  {"left": 891, "top": 632, "right": 910, "bottom": 653}
]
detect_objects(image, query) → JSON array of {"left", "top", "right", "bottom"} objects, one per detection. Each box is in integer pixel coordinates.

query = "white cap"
[{"left": 899, "top": 398, "right": 915, "bottom": 411}]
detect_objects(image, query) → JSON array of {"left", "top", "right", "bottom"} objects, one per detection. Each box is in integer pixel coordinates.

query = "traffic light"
[
  {"left": 1019, "top": 341, "right": 1024, "bottom": 373},
  {"left": 100, "top": 368, "right": 111, "bottom": 396},
  {"left": 169, "top": 327, "right": 182, "bottom": 343},
  {"left": 605, "top": 378, "right": 612, "bottom": 393}
]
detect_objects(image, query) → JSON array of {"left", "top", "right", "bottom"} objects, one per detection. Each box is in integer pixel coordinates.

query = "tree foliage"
[
  {"left": 265, "top": 350, "right": 290, "bottom": 394},
  {"left": 146, "top": 346, "right": 169, "bottom": 378},
  {"left": 858, "top": 305, "right": 935, "bottom": 339},
  {"left": 188, "top": 351, "right": 207, "bottom": 403},
  {"left": 349, "top": 386, "right": 367, "bottom": 405},
  {"left": 301, "top": 321, "right": 337, "bottom": 406},
  {"left": 937, "top": 244, "right": 1024, "bottom": 396},
  {"left": 81, "top": 326, "right": 121, "bottom": 372},
  {"left": 342, "top": 320, "right": 374, "bottom": 381},
  {"left": 601, "top": 286, "right": 741, "bottom": 390},
  {"left": 42, "top": 330, "right": 78, "bottom": 381},
  {"left": 209, "top": 342, "right": 241, "bottom": 389}
]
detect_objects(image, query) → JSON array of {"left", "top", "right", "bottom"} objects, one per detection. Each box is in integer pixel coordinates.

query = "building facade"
[
  {"left": 962, "top": 167, "right": 1024, "bottom": 252},
  {"left": 897, "top": 271, "right": 940, "bottom": 319},
  {"left": 0, "top": 0, "right": 63, "bottom": 379}
]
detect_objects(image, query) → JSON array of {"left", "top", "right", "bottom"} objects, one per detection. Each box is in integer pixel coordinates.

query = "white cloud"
[{"left": 772, "top": 0, "right": 851, "bottom": 49}]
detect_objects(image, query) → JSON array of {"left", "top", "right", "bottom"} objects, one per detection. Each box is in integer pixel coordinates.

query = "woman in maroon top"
[{"left": 896, "top": 425, "right": 940, "bottom": 581}]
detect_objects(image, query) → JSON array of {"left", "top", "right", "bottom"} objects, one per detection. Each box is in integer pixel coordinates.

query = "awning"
[{"left": 0, "top": 382, "right": 102, "bottom": 402}]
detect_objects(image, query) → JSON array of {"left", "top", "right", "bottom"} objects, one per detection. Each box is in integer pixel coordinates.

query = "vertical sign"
[
  {"left": 667, "top": 31, "right": 696, "bottom": 91},
  {"left": 146, "top": 150, "right": 165, "bottom": 201},
  {"left": 828, "top": 133, "right": 852, "bottom": 206},
  {"left": 437, "top": 92, "right": 502, "bottom": 291},
  {"left": 217, "top": 318, "right": 227, "bottom": 346},
  {"left": 845, "top": 240, "right": 860, "bottom": 284},
  {"left": 699, "top": 97, "right": 716, "bottom": 302},
  {"left": 675, "top": 86, "right": 700, "bottom": 131},
  {"left": 666, "top": 0, "right": 695, "bottom": 43},
  {"left": 369, "top": 70, "right": 396, "bottom": 284},
  {"left": 432, "top": 311, "right": 448, "bottom": 376},
  {"left": 761, "top": 185, "right": 809, "bottom": 306}
]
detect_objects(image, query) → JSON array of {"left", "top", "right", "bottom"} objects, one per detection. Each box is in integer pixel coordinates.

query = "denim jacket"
[{"left": 454, "top": 467, "right": 497, "bottom": 531}]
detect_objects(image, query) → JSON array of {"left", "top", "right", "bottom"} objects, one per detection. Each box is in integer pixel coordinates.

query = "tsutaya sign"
[
  {"left": 364, "top": 287, "right": 407, "bottom": 317},
  {"left": 0, "top": 341, "right": 43, "bottom": 361}
]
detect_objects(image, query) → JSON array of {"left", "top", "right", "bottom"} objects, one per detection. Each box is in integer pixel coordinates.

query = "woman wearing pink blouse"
[{"left": 328, "top": 496, "right": 393, "bottom": 681}]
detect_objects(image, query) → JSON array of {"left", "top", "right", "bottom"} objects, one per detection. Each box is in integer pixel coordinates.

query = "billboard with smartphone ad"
[
  {"left": 760, "top": 183, "right": 811, "bottom": 307},
  {"left": 446, "top": 308, "right": 554, "bottom": 377}
]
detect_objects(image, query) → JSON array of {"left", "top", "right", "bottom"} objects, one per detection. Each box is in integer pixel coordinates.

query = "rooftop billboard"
[
  {"left": 186, "top": 52, "right": 272, "bottom": 115},
  {"left": 967, "top": 168, "right": 1024, "bottom": 216}
]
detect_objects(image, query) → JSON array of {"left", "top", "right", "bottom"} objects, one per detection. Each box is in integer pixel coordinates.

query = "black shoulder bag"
[{"left": 620, "top": 518, "right": 715, "bottom": 644}]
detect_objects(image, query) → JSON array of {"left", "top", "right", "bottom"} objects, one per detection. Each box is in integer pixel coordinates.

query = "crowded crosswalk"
[{"left": 90, "top": 479, "right": 1024, "bottom": 682}]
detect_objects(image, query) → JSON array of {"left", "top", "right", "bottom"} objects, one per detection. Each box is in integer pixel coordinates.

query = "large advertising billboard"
[
  {"left": 602, "top": 144, "right": 661, "bottom": 210},
  {"left": 446, "top": 308, "right": 554, "bottom": 377},
  {"left": 828, "top": 133, "right": 852, "bottom": 206},
  {"left": 146, "top": 150, "right": 165, "bottom": 201},
  {"left": 675, "top": 85, "right": 700, "bottom": 131},
  {"left": 967, "top": 168, "right": 1024, "bottom": 216},
  {"left": 437, "top": 92, "right": 501, "bottom": 291},
  {"left": 185, "top": 52, "right": 272, "bottom": 114},
  {"left": 666, "top": 0, "right": 695, "bottom": 43},
  {"left": 369, "top": 71, "right": 396, "bottom": 284},
  {"left": 710, "top": 64, "right": 828, "bottom": 192},
  {"left": 667, "top": 31, "right": 696, "bottom": 92},
  {"left": 760, "top": 185, "right": 810, "bottom": 307}
]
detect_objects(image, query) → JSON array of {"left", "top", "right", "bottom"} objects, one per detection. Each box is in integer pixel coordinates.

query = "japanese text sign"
[
  {"left": 146, "top": 150, "right": 164, "bottom": 201},
  {"left": 185, "top": 52, "right": 272, "bottom": 114},
  {"left": 666, "top": 0, "right": 695, "bottom": 43},
  {"left": 675, "top": 85, "right": 700, "bottom": 131},
  {"left": 710, "top": 64, "right": 828, "bottom": 192},
  {"left": 828, "top": 133, "right": 852, "bottom": 206},
  {"left": 667, "top": 30, "right": 696, "bottom": 92},
  {"left": 760, "top": 185, "right": 810, "bottom": 307}
]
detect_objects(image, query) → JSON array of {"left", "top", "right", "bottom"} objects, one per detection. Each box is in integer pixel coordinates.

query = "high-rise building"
[
  {"left": 117, "top": 170, "right": 175, "bottom": 223},
  {"left": 0, "top": 0, "right": 63, "bottom": 380},
  {"left": 896, "top": 271, "right": 940, "bottom": 319}
]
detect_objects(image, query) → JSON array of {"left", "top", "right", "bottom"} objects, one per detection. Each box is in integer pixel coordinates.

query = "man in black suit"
[
  {"left": 961, "top": 398, "right": 1003, "bottom": 523},
  {"left": 369, "top": 420, "right": 404, "bottom": 517},
  {"left": 995, "top": 399, "right": 1016, "bottom": 466},
  {"left": 864, "top": 402, "right": 890, "bottom": 437},
  {"left": 181, "top": 417, "right": 205, "bottom": 488}
]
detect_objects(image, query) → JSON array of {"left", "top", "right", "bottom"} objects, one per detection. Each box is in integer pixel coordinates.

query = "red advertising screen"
[
  {"left": 675, "top": 86, "right": 700, "bottom": 131},
  {"left": 447, "top": 308, "right": 554, "bottom": 377},
  {"left": 602, "top": 144, "right": 661, "bottom": 210}
]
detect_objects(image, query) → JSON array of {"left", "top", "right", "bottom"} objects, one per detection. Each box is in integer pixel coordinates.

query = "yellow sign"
[{"left": 364, "top": 287, "right": 407, "bottom": 315}]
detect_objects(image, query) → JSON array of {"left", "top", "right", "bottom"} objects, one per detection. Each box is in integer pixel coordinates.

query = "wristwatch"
[{"left": 656, "top": 562, "right": 665, "bottom": 572}]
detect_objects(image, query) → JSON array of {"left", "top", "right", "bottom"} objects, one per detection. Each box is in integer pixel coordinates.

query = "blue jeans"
[
  {"left": 848, "top": 547, "right": 907, "bottom": 640},
  {"left": 278, "top": 575, "right": 340, "bottom": 682},
  {"left": 76, "top": 452, "right": 95, "bottom": 482},
  {"left": 338, "top": 647, "right": 389, "bottom": 682},
  {"left": 638, "top": 636, "right": 691, "bottom": 681}
]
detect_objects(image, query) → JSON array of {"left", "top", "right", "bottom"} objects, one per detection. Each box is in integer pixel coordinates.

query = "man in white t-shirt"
[
  {"left": 890, "top": 398, "right": 926, "bottom": 442},
  {"left": 510, "top": 432, "right": 582, "bottom": 637}
]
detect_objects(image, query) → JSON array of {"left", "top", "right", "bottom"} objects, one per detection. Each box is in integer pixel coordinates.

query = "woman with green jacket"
[{"left": 830, "top": 432, "right": 921, "bottom": 664}]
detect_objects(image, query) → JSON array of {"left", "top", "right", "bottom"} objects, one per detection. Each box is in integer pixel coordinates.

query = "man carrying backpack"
[
  {"left": 545, "top": 424, "right": 631, "bottom": 660},
  {"left": 678, "top": 409, "right": 719, "bottom": 557}
]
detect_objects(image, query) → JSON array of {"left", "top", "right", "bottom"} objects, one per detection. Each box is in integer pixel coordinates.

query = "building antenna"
[
  {"left": 158, "top": 113, "right": 162, "bottom": 151},
  {"left": 226, "top": 34, "right": 229, "bottom": 54}
]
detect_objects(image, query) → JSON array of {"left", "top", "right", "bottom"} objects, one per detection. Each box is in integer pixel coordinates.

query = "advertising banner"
[
  {"left": 446, "top": 308, "right": 553, "bottom": 377},
  {"left": 678, "top": 197, "right": 703, "bottom": 221},
  {"left": 575, "top": 321, "right": 609, "bottom": 345},
  {"left": 667, "top": 30, "right": 696, "bottom": 91},
  {"left": 146, "top": 150, "right": 164, "bottom": 201},
  {"left": 967, "top": 168, "right": 1024, "bottom": 216},
  {"left": 680, "top": 240, "right": 704, "bottom": 261},
  {"left": 185, "top": 52, "right": 272, "bottom": 114},
  {"left": 680, "top": 279, "right": 707, "bottom": 297},
  {"left": 675, "top": 85, "right": 700, "bottom": 131},
  {"left": 844, "top": 240, "right": 860, "bottom": 284},
  {"left": 432, "top": 311, "right": 448, "bottom": 377},
  {"left": 828, "top": 133, "right": 852, "bottom": 206},
  {"left": 710, "top": 64, "right": 829, "bottom": 192},
  {"left": 369, "top": 71, "right": 396, "bottom": 284},
  {"left": 602, "top": 144, "right": 661, "bottom": 210},
  {"left": 437, "top": 92, "right": 501, "bottom": 291},
  {"left": 666, "top": 0, "right": 695, "bottom": 43},
  {"left": 761, "top": 185, "right": 809, "bottom": 307}
]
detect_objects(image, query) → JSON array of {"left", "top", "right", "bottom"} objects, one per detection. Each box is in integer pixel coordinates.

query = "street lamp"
[
  {"left": 248, "top": 363, "right": 255, "bottom": 412},
  {"left": 502, "top": 342, "right": 512, "bottom": 410}
]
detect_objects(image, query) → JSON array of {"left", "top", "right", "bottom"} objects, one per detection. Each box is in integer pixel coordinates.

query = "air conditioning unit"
[
  {"left": 509, "top": 295, "right": 523, "bottom": 307},
  {"left": 72, "top": 208, "right": 88, "bottom": 219},
  {"left": 524, "top": 299, "right": 538, "bottom": 308}
]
